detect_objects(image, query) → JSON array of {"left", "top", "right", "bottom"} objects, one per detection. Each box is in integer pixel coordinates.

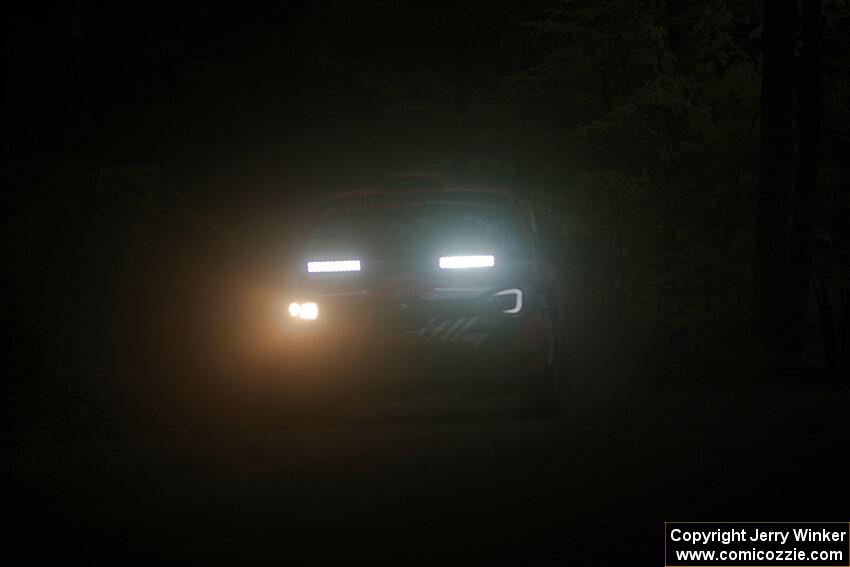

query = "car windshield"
[{"left": 307, "top": 192, "right": 531, "bottom": 261}]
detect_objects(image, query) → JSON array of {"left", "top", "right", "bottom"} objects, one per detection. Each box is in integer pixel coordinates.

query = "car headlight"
[
  {"left": 493, "top": 288, "right": 523, "bottom": 314},
  {"left": 438, "top": 255, "right": 495, "bottom": 269},
  {"left": 288, "top": 301, "right": 319, "bottom": 320},
  {"left": 288, "top": 302, "right": 302, "bottom": 317}
]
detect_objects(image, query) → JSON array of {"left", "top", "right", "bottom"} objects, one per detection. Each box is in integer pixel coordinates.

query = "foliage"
[{"left": 507, "top": 0, "right": 761, "bottom": 354}]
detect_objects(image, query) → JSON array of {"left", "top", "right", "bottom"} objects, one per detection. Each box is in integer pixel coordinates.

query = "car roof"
[
  {"left": 323, "top": 185, "right": 514, "bottom": 200},
  {"left": 322, "top": 172, "right": 516, "bottom": 202}
]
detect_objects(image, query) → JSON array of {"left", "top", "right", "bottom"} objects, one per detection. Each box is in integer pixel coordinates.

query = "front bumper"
[{"left": 280, "top": 310, "right": 549, "bottom": 394}]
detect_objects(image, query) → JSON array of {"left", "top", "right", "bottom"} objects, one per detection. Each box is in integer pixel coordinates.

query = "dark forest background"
[{"left": 3, "top": 0, "right": 850, "bottom": 443}]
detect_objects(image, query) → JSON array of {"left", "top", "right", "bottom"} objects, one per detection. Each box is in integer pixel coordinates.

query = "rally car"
[{"left": 281, "top": 173, "right": 567, "bottom": 415}]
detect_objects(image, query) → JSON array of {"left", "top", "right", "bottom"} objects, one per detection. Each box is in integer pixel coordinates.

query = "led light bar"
[
  {"left": 306, "top": 260, "right": 361, "bottom": 273},
  {"left": 438, "top": 255, "right": 495, "bottom": 269}
]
